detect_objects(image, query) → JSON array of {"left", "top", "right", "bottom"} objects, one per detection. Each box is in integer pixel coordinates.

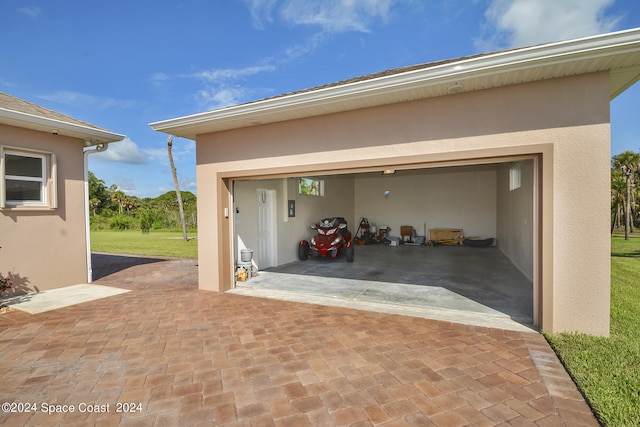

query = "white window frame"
[
  {"left": 0, "top": 146, "right": 57, "bottom": 210},
  {"left": 509, "top": 161, "right": 522, "bottom": 191}
]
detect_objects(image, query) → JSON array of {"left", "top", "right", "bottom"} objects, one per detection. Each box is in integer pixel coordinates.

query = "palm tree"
[
  {"left": 612, "top": 151, "right": 640, "bottom": 240},
  {"left": 611, "top": 168, "right": 626, "bottom": 232}
]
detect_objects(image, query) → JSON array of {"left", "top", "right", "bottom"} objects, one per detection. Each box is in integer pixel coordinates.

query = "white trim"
[
  {"left": 150, "top": 28, "right": 640, "bottom": 139},
  {"left": 84, "top": 143, "right": 110, "bottom": 283},
  {"left": 0, "top": 145, "right": 57, "bottom": 210},
  {"left": 0, "top": 108, "right": 125, "bottom": 145},
  {"left": 4, "top": 151, "right": 47, "bottom": 206}
]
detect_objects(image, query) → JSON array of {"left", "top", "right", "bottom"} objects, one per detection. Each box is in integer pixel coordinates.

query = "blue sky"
[{"left": 2, "top": 0, "right": 640, "bottom": 198}]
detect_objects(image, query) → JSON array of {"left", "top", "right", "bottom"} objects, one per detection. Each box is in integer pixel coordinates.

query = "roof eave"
[
  {"left": 0, "top": 108, "right": 125, "bottom": 145},
  {"left": 150, "top": 27, "right": 640, "bottom": 140}
]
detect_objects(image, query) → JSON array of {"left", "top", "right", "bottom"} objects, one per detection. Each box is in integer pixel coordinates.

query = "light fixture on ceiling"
[
  {"left": 448, "top": 83, "right": 464, "bottom": 94},
  {"left": 382, "top": 169, "right": 396, "bottom": 175}
]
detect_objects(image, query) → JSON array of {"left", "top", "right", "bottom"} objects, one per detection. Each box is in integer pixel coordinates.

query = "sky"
[{"left": 1, "top": 0, "right": 640, "bottom": 198}]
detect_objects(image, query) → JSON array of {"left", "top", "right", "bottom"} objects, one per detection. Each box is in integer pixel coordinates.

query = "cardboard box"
[{"left": 429, "top": 228, "right": 463, "bottom": 245}]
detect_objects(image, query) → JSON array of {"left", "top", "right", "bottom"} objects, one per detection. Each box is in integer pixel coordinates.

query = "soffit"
[{"left": 151, "top": 28, "right": 640, "bottom": 140}]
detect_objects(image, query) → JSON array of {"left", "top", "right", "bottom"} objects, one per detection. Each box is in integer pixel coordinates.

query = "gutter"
[
  {"left": 150, "top": 27, "right": 640, "bottom": 139},
  {"left": 0, "top": 107, "right": 125, "bottom": 144},
  {"left": 83, "top": 142, "right": 109, "bottom": 283}
]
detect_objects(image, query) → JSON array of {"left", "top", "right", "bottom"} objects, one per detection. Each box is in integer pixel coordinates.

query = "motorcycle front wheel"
[
  {"left": 298, "top": 242, "right": 310, "bottom": 260},
  {"left": 345, "top": 246, "right": 354, "bottom": 262}
]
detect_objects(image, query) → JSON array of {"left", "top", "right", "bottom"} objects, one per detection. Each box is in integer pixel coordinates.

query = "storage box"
[{"left": 429, "top": 228, "right": 464, "bottom": 245}]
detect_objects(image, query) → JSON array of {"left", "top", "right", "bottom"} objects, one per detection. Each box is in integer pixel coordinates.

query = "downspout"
[{"left": 84, "top": 142, "right": 109, "bottom": 283}]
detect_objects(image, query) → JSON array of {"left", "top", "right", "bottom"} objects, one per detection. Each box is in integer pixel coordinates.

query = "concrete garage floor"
[{"left": 232, "top": 244, "right": 535, "bottom": 332}]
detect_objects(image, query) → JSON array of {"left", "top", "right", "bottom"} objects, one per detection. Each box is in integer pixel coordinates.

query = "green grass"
[
  {"left": 90, "top": 230, "right": 198, "bottom": 259},
  {"left": 545, "top": 232, "right": 640, "bottom": 426}
]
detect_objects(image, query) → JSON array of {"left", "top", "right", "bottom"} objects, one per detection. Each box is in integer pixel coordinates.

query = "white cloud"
[
  {"left": 280, "top": 0, "right": 395, "bottom": 33},
  {"left": 477, "top": 0, "right": 621, "bottom": 50},
  {"left": 39, "top": 90, "right": 96, "bottom": 105},
  {"left": 190, "top": 64, "right": 275, "bottom": 82},
  {"left": 156, "top": 179, "right": 197, "bottom": 196},
  {"left": 19, "top": 7, "right": 42, "bottom": 19},
  {"left": 38, "top": 90, "right": 138, "bottom": 109},
  {"left": 112, "top": 178, "right": 139, "bottom": 196},
  {"left": 186, "top": 64, "right": 276, "bottom": 108},
  {"left": 144, "top": 139, "right": 195, "bottom": 164},
  {"left": 0, "top": 76, "right": 16, "bottom": 88},
  {"left": 242, "top": 0, "right": 278, "bottom": 29},
  {"left": 196, "top": 86, "right": 255, "bottom": 109},
  {"left": 242, "top": 0, "right": 396, "bottom": 33},
  {"left": 185, "top": 1, "right": 398, "bottom": 112},
  {"left": 92, "top": 137, "right": 148, "bottom": 165},
  {"left": 284, "top": 32, "right": 329, "bottom": 61},
  {"left": 149, "top": 72, "right": 170, "bottom": 86},
  {"left": 189, "top": 1, "right": 396, "bottom": 110}
]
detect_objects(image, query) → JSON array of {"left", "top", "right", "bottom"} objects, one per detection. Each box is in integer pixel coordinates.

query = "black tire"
[
  {"left": 298, "top": 242, "right": 309, "bottom": 260},
  {"left": 345, "top": 246, "right": 354, "bottom": 262}
]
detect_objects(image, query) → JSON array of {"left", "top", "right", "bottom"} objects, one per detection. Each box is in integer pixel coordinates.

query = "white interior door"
[{"left": 257, "top": 189, "right": 277, "bottom": 268}]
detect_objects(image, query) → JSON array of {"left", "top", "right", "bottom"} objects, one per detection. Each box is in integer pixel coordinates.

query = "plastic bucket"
[
  {"left": 240, "top": 249, "right": 253, "bottom": 262},
  {"left": 237, "top": 261, "right": 253, "bottom": 282}
]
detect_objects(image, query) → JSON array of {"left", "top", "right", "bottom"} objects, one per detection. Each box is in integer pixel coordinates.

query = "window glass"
[
  {"left": 509, "top": 162, "right": 522, "bottom": 191},
  {"left": 5, "top": 154, "right": 43, "bottom": 178},
  {"left": 6, "top": 180, "right": 42, "bottom": 201},
  {"left": 299, "top": 178, "right": 323, "bottom": 196},
  {"left": 3, "top": 151, "right": 46, "bottom": 205}
]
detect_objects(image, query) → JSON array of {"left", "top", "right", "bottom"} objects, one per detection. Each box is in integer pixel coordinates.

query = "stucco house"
[
  {"left": 151, "top": 28, "right": 640, "bottom": 336},
  {"left": 0, "top": 92, "right": 124, "bottom": 293}
]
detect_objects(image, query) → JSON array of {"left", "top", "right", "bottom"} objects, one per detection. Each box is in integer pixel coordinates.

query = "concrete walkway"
[{"left": 0, "top": 254, "right": 599, "bottom": 426}]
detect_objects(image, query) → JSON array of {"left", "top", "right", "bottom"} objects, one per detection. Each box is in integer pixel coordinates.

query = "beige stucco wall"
[
  {"left": 0, "top": 124, "right": 88, "bottom": 292},
  {"left": 195, "top": 71, "right": 611, "bottom": 336},
  {"left": 497, "top": 160, "right": 534, "bottom": 280}
]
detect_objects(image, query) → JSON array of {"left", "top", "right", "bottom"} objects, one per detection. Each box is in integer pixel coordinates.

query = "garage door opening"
[{"left": 230, "top": 159, "right": 536, "bottom": 330}]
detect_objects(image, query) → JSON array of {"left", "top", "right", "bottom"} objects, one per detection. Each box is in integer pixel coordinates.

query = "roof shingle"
[{"left": 0, "top": 92, "right": 107, "bottom": 131}]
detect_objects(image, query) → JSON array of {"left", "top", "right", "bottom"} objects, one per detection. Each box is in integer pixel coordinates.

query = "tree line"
[
  {"left": 89, "top": 149, "right": 638, "bottom": 236},
  {"left": 612, "top": 150, "right": 640, "bottom": 240},
  {"left": 88, "top": 171, "right": 197, "bottom": 231}
]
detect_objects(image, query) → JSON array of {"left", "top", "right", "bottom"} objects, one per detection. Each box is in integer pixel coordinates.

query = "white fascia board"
[
  {"left": 150, "top": 27, "right": 640, "bottom": 138},
  {"left": 0, "top": 108, "right": 125, "bottom": 144}
]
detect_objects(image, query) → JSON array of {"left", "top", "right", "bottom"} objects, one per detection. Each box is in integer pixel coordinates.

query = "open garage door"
[{"left": 231, "top": 159, "right": 537, "bottom": 330}]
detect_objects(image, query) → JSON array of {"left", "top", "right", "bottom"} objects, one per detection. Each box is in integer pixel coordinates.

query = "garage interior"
[{"left": 231, "top": 159, "right": 536, "bottom": 330}]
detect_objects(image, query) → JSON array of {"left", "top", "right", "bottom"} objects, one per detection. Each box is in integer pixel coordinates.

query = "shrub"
[{"left": 109, "top": 215, "right": 132, "bottom": 230}]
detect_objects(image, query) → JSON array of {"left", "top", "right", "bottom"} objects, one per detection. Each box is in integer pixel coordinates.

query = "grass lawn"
[
  {"left": 545, "top": 232, "right": 640, "bottom": 426},
  {"left": 91, "top": 230, "right": 198, "bottom": 259}
]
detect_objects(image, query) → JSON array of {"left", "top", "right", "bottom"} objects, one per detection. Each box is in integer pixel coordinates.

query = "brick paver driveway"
[{"left": 0, "top": 254, "right": 598, "bottom": 426}]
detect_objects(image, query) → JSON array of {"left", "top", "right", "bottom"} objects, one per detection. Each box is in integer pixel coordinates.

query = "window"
[
  {"left": 509, "top": 162, "right": 522, "bottom": 191},
  {"left": 1, "top": 147, "right": 56, "bottom": 209},
  {"left": 298, "top": 177, "right": 323, "bottom": 196}
]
